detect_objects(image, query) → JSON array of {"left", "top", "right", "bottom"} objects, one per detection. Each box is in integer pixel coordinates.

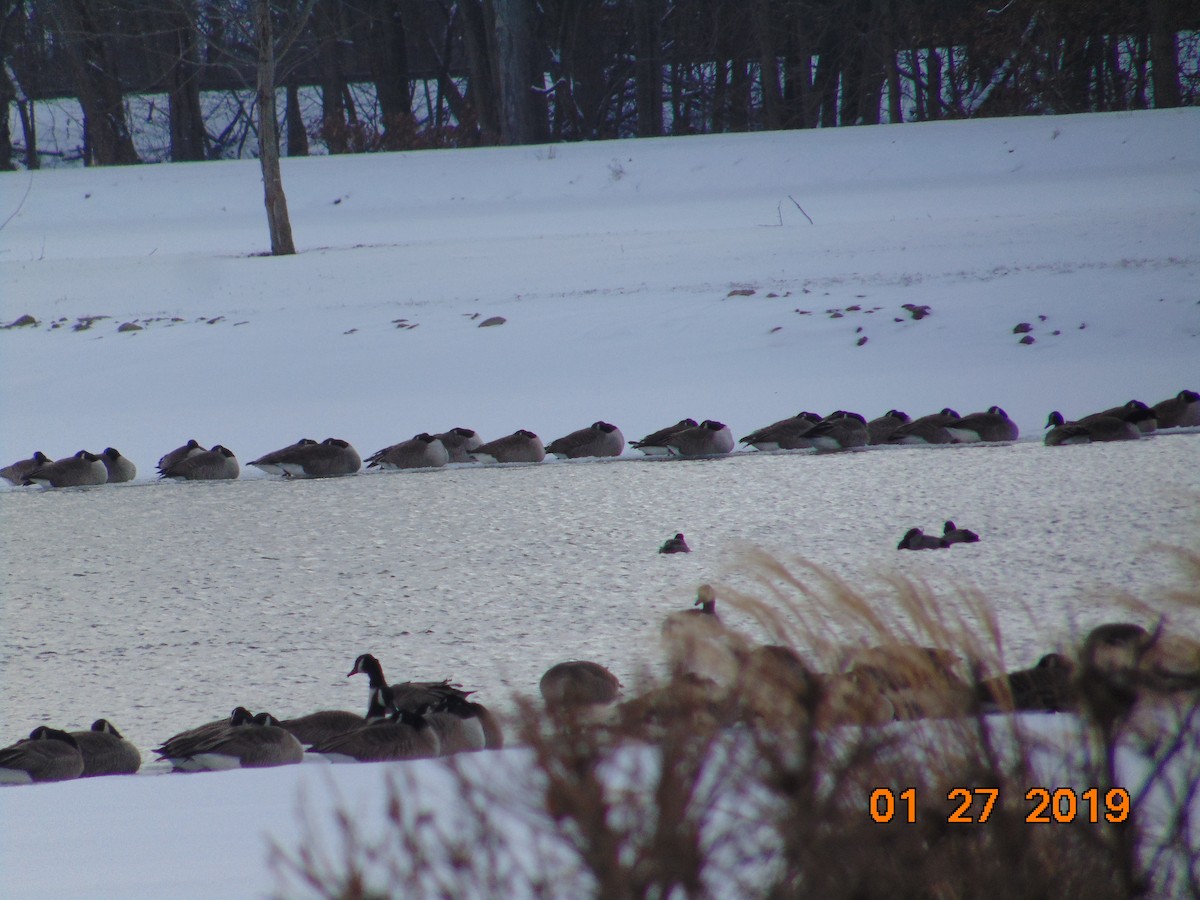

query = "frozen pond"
[{"left": 2, "top": 436, "right": 1197, "bottom": 767}]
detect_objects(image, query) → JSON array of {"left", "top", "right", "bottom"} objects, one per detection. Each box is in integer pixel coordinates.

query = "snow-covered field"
[{"left": 1, "top": 108, "right": 1198, "bottom": 898}]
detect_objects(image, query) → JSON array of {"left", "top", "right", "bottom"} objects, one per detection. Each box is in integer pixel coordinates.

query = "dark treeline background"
[{"left": 1, "top": 0, "right": 1196, "bottom": 169}]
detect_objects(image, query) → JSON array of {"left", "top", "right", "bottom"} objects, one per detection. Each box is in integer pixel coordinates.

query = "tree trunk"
[
  {"left": 493, "top": 0, "right": 537, "bottom": 144},
  {"left": 365, "top": 0, "right": 412, "bottom": 143},
  {"left": 633, "top": 0, "right": 663, "bottom": 137},
  {"left": 163, "top": 1, "right": 206, "bottom": 162},
  {"left": 285, "top": 78, "right": 309, "bottom": 156},
  {"left": 1147, "top": 0, "right": 1181, "bottom": 108},
  {"left": 460, "top": 0, "right": 500, "bottom": 140},
  {"left": 255, "top": 0, "right": 296, "bottom": 256}
]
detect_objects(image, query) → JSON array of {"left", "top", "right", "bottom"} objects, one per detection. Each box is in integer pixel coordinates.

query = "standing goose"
[
  {"left": 23, "top": 450, "right": 109, "bottom": 487},
  {"left": 897, "top": 527, "right": 949, "bottom": 550},
  {"left": 546, "top": 421, "right": 625, "bottom": 459},
  {"left": 70, "top": 719, "right": 142, "bottom": 776},
  {"left": 942, "top": 521, "right": 980, "bottom": 544},
  {"left": 888, "top": 408, "right": 960, "bottom": 445},
  {"left": 539, "top": 661, "right": 623, "bottom": 710},
  {"left": 159, "top": 445, "right": 239, "bottom": 481},
  {"left": 470, "top": 429, "right": 545, "bottom": 463},
  {"left": 99, "top": 447, "right": 137, "bottom": 483},
  {"left": 867, "top": 410, "right": 911, "bottom": 445},
  {"left": 272, "top": 437, "right": 361, "bottom": 478},
  {"left": 157, "top": 439, "right": 206, "bottom": 475},
  {"left": 430, "top": 428, "right": 483, "bottom": 463},
  {"left": 739, "top": 411, "right": 822, "bottom": 450},
  {"left": 630, "top": 418, "right": 698, "bottom": 456},
  {"left": 1152, "top": 390, "right": 1200, "bottom": 429},
  {"left": 1044, "top": 411, "right": 1140, "bottom": 445},
  {"left": 365, "top": 434, "right": 450, "bottom": 470},
  {"left": 945, "top": 406, "right": 1019, "bottom": 443},
  {"left": 1, "top": 451, "right": 51, "bottom": 485},
  {"left": 803, "top": 411, "right": 869, "bottom": 451},
  {"left": 666, "top": 420, "right": 735, "bottom": 457},
  {"left": 248, "top": 438, "right": 318, "bottom": 475},
  {"left": 0, "top": 727, "right": 85, "bottom": 784},
  {"left": 306, "top": 706, "right": 441, "bottom": 763},
  {"left": 167, "top": 712, "right": 304, "bottom": 771}
]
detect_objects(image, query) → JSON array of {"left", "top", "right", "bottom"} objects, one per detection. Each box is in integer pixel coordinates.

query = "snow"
[{"left": 1, "top": 108, "right": 1198, "bottom": 897}]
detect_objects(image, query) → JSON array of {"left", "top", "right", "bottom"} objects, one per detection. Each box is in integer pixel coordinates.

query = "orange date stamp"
[{"left": 869, "top": 787, "right": 1131, "bottom": 824}]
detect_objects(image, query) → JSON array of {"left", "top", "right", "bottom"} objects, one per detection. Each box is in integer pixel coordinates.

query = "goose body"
[
  {"left": 546, "top": 421, "right": 625, "bottom": 459},
  {"left": 23, "top": 450, "right": 109, "bottom": 487},
  {"left": 99, "top": 447, "right": 137, "bottom": 483},
  {"left": 1152, "top": 390, "right": 1200, "bottom": 429},
  {"left": 278, "top": 710, "right": 374, "bottom": 747},
  {"left": 631, "top": 418, "right": 698, "bottom": 455},
  {"left": 867, "top": 410, "right": 911, "bottom": 444},
  {"left": 70, "top": 719, "right": 142, "bottom": 776},
  {"left": 272, "top": 438, "right": 361, "bottom": 478},
  {"left": 157, "top": 439, "right": 205, "bottom": 474},
  {"left": 662, "top": 585, "right": 747, "bottom": 685},
  {"left": 0, "top": 727, "right": 85, "bottom": 784},
  {"left": 897, "top": 527, "right": 949, "bottom": 550},
  {"left": 248, "top": 438, "right": 318, "bottom": 475},
  {"left": 976, "top": 654, "right": 1076, "bottom": 713},
  {"left": 470, "top": 430, "right": 545, "bottom": 463},
  {"left": 659, "top": 532, "right": 691, "bottom": 554},
  {"left": 366, "top": 434, "right": 450, "bottom": 469},
  {"left": 169, "top": 712, "right": 304, "bottom": 771},
  {"left": 426, "top": 695, "right": 489, "bottom": 754},
  {"left": 667, "top": 420, "right": 735, "bottom": 457},
  {"left": 942, "top": 521, "right": 980, "bottom": 544},
  {"left": 1044, "top": 411, "right": 1140, "bottom": 445},
  {"left": 540, "top": 661, "right": 623, "bottom": 709},
  {"left": 430, "top": 428, "right": 483, "bottom": 463},
  {"left": 155, "top": 707, "right": 254, "bottom": 762},
  {"left": 944, "top": 406, "right": 1019, "bottom": 443},
  {"left": 1, "top": 451, "right": 51, "bottom": 485},
  {"left": 803, "top": 411, "right": 868, "bottom": 451},
  {"left": 1085, "top": 400, "right": 1157, "bottom": 434},
  {"left": 888, "top": 409, "right": 959, "bottom": 445},
  {"left": 306, "top": 708, "right": 441, "bottom": 762},
  {"left": 739, "top": 412, "right": 821, "bottom": 450},
  {"left": 159, "top": 445, "right": 239, "bottom": 481}
]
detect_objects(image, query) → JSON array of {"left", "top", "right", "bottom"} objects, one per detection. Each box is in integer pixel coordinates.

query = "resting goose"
[
  {"left": 1, "top": 451, "right": 51, "bottom": 485},
  {"left": 942, "top": 521, "right": 980, "bottom": 544},
  {"left": 944, "top": 406, "right": 1019, "bottom": 443},
  {"left": 1084, "top": 400, "right": 1156, "bottom": 434},
  {"left": 976, "top": 654, "right": 1076, "bottom": 713},
  {"left": 430, "top": 428, "right": 483, "bottom": 463},
  {"left": 265, "top": 437, "right": 361, "bottom": 478},
  {"left": 365, "top": 434, "right": 450, "bottom": 470},
  {"left": 888, "top": 409, "right": 960, "bottom": 445},
  {"left": 803, "top": 411, "right": 869, "bottom": 451},
  {"left": 248, "top": 438, "right": 318, "bottom": 475},
  {"left": 470, "top": 429, "right": 546, "bottom": 463},
  {"left": 70, "top": 719, "right": 142, "bottom": 776},
  {"left": 539, "top": 661, "right": 623, "bottom": 710},
  {"left": 666, "top": 420, "right": 735, "bottom": 457},
  {"left": 1044, "top": 410, "right": 1140, "bottom": 445},
  {"left": 306, "top": 706, "right": 441, "bottom": 762},
  {"left": 0, "top": 727, "right": 85, "bottom": 784},
  {"left": 155, "top": 707, "right": 255, "bottom": 763},
  {"left": 159, "top": 445, "right": 239, "bottom": 481},
  {"left": 897, "top": 527, "right": 949, "bottom": 550},
  {"left": 867, "top": 410, "right": 911, "bottom": 445},
  {"left": 738, "top": 411, "right": 822, "bottom": 451},
  {"left": 1151, "top": 390, "right": 1200, "bottom": 429},
  {"left": 157, "top": 439, "right": 206, "bottom": 474},
  {"left": 23, "top": 450, "right": 109, "bottom": 487},
  {"left": 630, "top": 418, "right": 698, "bottom": 455},
  {"left": 99, "top": 448, "right": 137, "bottom": 483},
  {"left": 167, "top": 712, "right": 304, "bottom": 771},
  {"left": 546, "top": 421, "right": 625, "bottom": 459}
]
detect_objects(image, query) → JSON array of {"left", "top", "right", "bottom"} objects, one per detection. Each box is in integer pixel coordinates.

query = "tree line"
[{"left": 1, "top": 0, "right": 1197, "bottom": 169}]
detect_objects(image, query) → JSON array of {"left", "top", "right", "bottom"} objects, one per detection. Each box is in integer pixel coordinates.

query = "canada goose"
[
  {"left": 23, "top": 450, "right": 109, "bottom": 487},
  {"left": 867, "top": 410, "right": 911, "bottom": 444},
  {"left": 659, "top": 533, "right": 691, "bottom": 554},
  {"left": 844, "top": 646, "right": 972, "bottom": 720},
  {"left": 0, "top": 727, "right": 85, "bottom": 784},
  {"left": 945, "top": 406, "right": 1019, "bottom": 443},
  {"left": 546, "top": 421, "right": 625, "bottom": 459},
  {"left": 1152, "top": 389, "right": 1200, "bottom": 428},
  {"left": 942, "top": 521, "right": 980, "bottom": 544},
  {"left": 470, "top": 429, "right": 545, "bottom": 463},
  {"left": 306, "top": 706, "right": 441, "bottom": 762},
  {"left": 159, "top": 445, "right": 239, "bottom": 480},
  {"left": 976, "top": 654, "right": 1076, "bottom": 713},
  {"left": 888, "top": 409, "right": 960, "bottom": 445},
  {"left": 631, "top": 418, "right": 698, "bottom": 455},
  {"left": 617, "top": 672, "right": 733, "bottom": 736},
  {"left": 539, "top": 660, "right": 623, "bottom": 709},
  {"left": 99, "top": 447, "right": 137, "bottom": 483},
  {"left": 247, "top": 438, "right": 318, "bottom": 475},
  {"left": 666, "top": 420, "right": 735, "bottom": 457},
  {"left": 157, "top": 439, "right": 205, "bottom": 474},
  {"left": 348, "top": 653, "right": 504, "bottom": 749},
  {"left": 280, "top": 666, "right": 397, "bottom": 747},
  {"left": 739, "top": 411, "right": 822, "bottom": 450},
  {"left": 168, "top": 712, "right": 305, "bottom": 771},
  {"left": 816, "top": 672, "right": 896, "bottom": 727},
  {"left": 155, "top": 707, "right": 254, "bottom": 762},
  {"left": 1076, "top": 622, "right": 1155, "bottom": 728},
  {"left": 736, "top": 644, "right": 820, "bottom": 726},
  {"left": 271, "top": 437, "right": 361, "bottom": 478},
  {"left": 662, "top": 585, "right": 748, "bottom": 685},
  {"left": 426, "top": 694, "right": 490, "bottom": 754},
  {"left": 1, "top": 451, "right": 51, "bottom": 485},
  {"left": 1084, "top": 400, "right": 1157, "bottom": 434},
  {"left": 365, "top": 434, "right": 450, "bottom": 470},
  {"left": 1045, "top": 410, "right": 1140, "bottom": 444},
  {"left": 897, "top": 527, "right": 949, "bottom": 550},
  {"left": 70, "top": 719, "right": 141, "bottom": 776},
  {"left": 430, "top": 428, "right": 483, "bottom": 463},
  {"left": 803, "top": 411, "right": 869, "bottom": 451}
]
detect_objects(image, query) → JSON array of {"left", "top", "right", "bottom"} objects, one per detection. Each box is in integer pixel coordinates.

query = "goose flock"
[{"left": 2, "top": 390, "right": 1195, "bottom": 489}]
